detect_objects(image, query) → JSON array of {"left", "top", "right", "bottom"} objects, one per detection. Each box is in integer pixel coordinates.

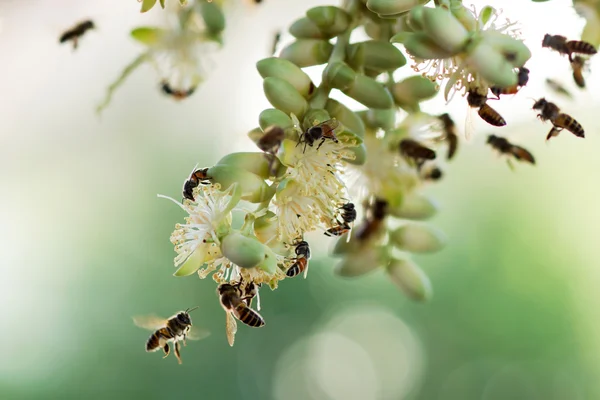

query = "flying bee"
[
  {"left": 355, "top": 198, "right": 388, "bottom": 242},
  {"left": 571, "top": 56, "right": 588, "bottom": 88},
  {"left": 133, "top": 307, "right": 209, "bottom": 365},
  {"left": 182, "top": 167, "right": 212, "bottom": 201},
  {"left": 542, "top": 34, "right": 597, "bottom": 62},
  {"left": 59, "top": 19, "right": 95, "bottom": 50},
  {"left": 218, "top": 282, "right": 265, "bottom": 347},
  {"left": 161, "top": 80, "right": 196, "bottom": 100},
  {"left": 399, "top": 139, "right": 436, "bottom": 169},
  {"left": 325, "top": 203, "right": 357, "bottom": 237},
  {"left": 545, "top": 78, "right": 573, "bottom": 98},
  {"left": 297, "top": 119, "right": 342, "bottom": 152},
  {"left": 490, "top": 67, "right": 530, "bottom": 98},
  {"left": 466, "top": 90, "right": 507, "bottom": 132},
  {"left": 487, "top": 135, "right": 535, "bottom": 166},
  {"left": 257, "top": 126, "right": 284, "bottom": 154},
  {"left": 286, "top": 240, "right": 311, "bottom": 278},
  {"left": 438, "top": 113, "right": 458, "bottom": 160},
  {"left": 532, "top": 98, "right": 585, "bottom": 139}
]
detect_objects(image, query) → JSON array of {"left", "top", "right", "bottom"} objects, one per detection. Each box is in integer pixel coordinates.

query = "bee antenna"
[{"left": 186, "top": 306, "right": 199, "bottom": 313}]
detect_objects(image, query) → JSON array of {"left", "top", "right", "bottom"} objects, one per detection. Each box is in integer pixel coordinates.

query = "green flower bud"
[
  {"left": 254, "top": 211, "right": 292, "bottom": 257},
  {"left": 406, "top": 5, "right": 425, "bottom": 31},
  {"left": 257, "top": 245, "right": 278, "bottom": 275},
  {"left": 366, "top": 0, "right": 429, "bottom": 16},
  {"left": 342, "top": 74, "right": 394, "bottom": 109},
  {"left": 257, "top": 58, "right": 315, "bottom": 98},
  {"left": 325, "top": 98, "right": 366, "bottom": 138},
  {"left": 348, "top": 41, "right": 407, "bottom": 72},
  {"left": 386, "top": 259, "right": 432, "bottom": 301},
  {"left": 480, "top": 32, "right": 531, "bottom": 68},
  {"left": 392, "top": 76, "right": 438, "bottom": 111},
  {"left": 334, "top": 247, "right": 390, "bottom": 277},
  {"left": 206, "top": 165, "right": 274, "bottom": 203},
  {"left": 263, "top": 77, "right": 309, "bottom": 118},
  {"left": 130, "top": 27, "right": 167, "bottom": 46},
  {"left": 198, "top": 1, "right": 225, "bottom": 35},
  {"left": 582, "top": 10, "right": 600, "bottom": 47},
  {"left": 421, "top": 6, "right": 468, "bottom": 53},
  {"left": 343, "top": 142, "right": 367, "bottom": 165},
  {"left": 306, "top": 6, "right": 351, "bottom": 36},
  {"left": 221, "top": 231, "right": 266, "bottom": 269},
  {"left": 216, "top": 152, "right": 285, "bottom": 179},
  {"left": 365, "top": 108, "right": 397, "bottom": 131},
  {"left": 390, "top": 223, "right": 447, "bottom": 253},
  {"left": 364, "top": 20, "right": 384, "bottom": 40},
  {"left": 449, "top": 3, "right": 477, "bottom": 31},
  {"left": 388, "top": 193, "right": 438, "bottom": 220},
  {"left": 258, "top": 109, "right": 294, "bottom": 132},
  {"left": 289, "top": 17, "right": 332, "bottom": 39},
  {"left": 323, "top": 61, "right": 357, "bottom": 91},
  {"left": 467, "top": 42, "right": 517, "bottom": 88},
  {"left": 404, "top": 33, "right": 455, "bottom": 59},
  {"left": 302, "top": 109, "right": 331, "bottom": 131},
  {"left": 174, "top": 243, "right": 212, "bottom": 277},
  {"left": 280, "top": 40, "right": 334, "bottom": 67},
  {"left": 140, "top": 0, "right": 157, "bottom": 13},
  {"left": 390, "top": 32, "right": 414, "bottom": 44}
]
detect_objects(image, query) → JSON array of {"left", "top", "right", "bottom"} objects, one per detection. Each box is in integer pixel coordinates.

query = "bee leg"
[
  {"left": 72, "top": 37, "right": 78, "bottom": 50},
  {"left": 183, "top": 334, "right": 187, "bottom": 346},
  {"left": 162, "top": 343, "right": 170, "bottom": 359},
  {"left": 174, "top": 341, "right": 183, "bottom": 365},
  {"left": 506, "top": 159, "right": 515, "bottom": 171},
  {"left": 316, "top": 138, "right": 326, "bottom": 151}
]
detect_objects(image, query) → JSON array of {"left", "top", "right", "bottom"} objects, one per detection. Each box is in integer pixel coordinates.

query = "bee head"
[
  {"left": 532, "top": 98, "right": 547, "bottom": 110},
  {"left": 542, "top": 34, "right": 552, "bottom": 47},
  {"left": 178, "top": 312, "right": 192, "bottom": 325}
]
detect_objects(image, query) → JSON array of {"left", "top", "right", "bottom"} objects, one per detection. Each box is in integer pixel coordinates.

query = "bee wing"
[
  {"left": 186, "top": 325, "right": 211, "bottom": 341},
  {"left": 132, "top": 314, "right": 168, "bottom": 331},
  {"left": 464, "top": 108, "right": 476, "bottom": 141},
  {"left": 225, "top": 312, "right": 237, "bottom": 347}
]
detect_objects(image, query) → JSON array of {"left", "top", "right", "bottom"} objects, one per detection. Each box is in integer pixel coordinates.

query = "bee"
[
  {"left": 286, "top": 240, "right": 311, "bottom": 278},
  {"left": 218, "top": 281, "right": 265, "bottom": 347},
  {"left": 133, "top": 307, "right": 209, "bottom": 365},
  {"left": 438, "top": 113, "right": 458, "bottom": 160},
  {"left": 571, "top": 56, "right": 588, "bottom": 88},
  {"left": 59, "top": 20, "right": 95, "bottom": 50},
  {"left": 355, "top": 198, "right": 388, "bottom": 241},
  {"left": 545, "top": 78, "right": 573, "bottom": 98},
  {"left": 182, "top": 167, "right": 212, "bottom": 201},
  {"left": 420, "top": 164, "right": 443, "bottom": 181},
  {"left": 297, "top": 119, "right": 342, "bottom": 152},
  {"left": 257, "top": 126, "right": 284, "bottom": 154},
  {"left": 161, "top": 80, "right": 196, "bottom": 100},
  {"left": 490, "top": 67, "right": 530, "bottom": 98},
  {"left": 542, "top": 34, "right": 597, "bottom": 62},
  {"left": 325, "top": 203, "right": 357, "bottom": 237},
  {"left": 487, "top": 135, "right": 535, "bottom": 166},
  {"left": 466, "top": 90, "right": 507, "bottom": 128},
  {"left": 532, "top": 98, "right": 585, "bottom": 139},
  {"left": 399, "top": 139, "right": 436, "bottom": 169}
]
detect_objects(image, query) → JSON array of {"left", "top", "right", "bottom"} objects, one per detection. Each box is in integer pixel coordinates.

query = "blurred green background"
[{"left": 2, "top": 0, "right": 600, "bottom": 399}]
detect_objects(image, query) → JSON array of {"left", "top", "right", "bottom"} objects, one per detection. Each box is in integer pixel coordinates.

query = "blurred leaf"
[
  {"left": 130, "top": 27, "right": 166, "bottom": 46},
  {"left": 140, "top": 0, "right": 157, "bottom": 13},
  {"left": 480, "top": 6, "right": 494, "bottom": 25},
  {"left": 159, "top": 0, "right": 165, "bottom": 8},
  {"left": 96, "top": 52, "right": 149, "bottom": 115}
]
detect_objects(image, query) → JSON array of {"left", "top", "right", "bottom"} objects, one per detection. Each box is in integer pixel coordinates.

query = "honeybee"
[
  {"left": 59, "top": 19, "right": 95, "bottom": 50},
  {"left": 325, "top": 203, "right": 357, "bottom": 237},
  {"left": 466, "top": 90, "right": 507, "bottom": 130},
  {"left": 490, "top": 67, "right": 530, "bottom": 98},
  {"left": 218, "top": 281, "right": 265, "bottom": 347},
  {"left": 133, "top": 307, "right": 209, "bottom": 365},
  {"left": 399, "top": 139, "right": 436, "bottom": 168},
  {"left": 438, "top": 113, "right": 458, "bottom": 160},
  {"left": 297, "top": 119, "right": 342, "bottom": 152},
  {"left": 542, "top": 34, "right": 597, "bottom": 62},
  {"left": 161, "top": 80, "right": 196, "bottom": 100},
  {"left": 571, "top": 56, "right": 588, "bottom": 88},
  {"left": 182, "top": 167, "right": 211, "bottom": 201},
  {"left": 545, "top": 78, "right": 573, "bottom": 98},
  {"left": 487, "top": 135, "right": 535, "bottom": 166},
  {"left": 532, "top": 98, "right": 585, "bottom": 139},
  {"left": 257, "top": 126, "right": 284, "bottom": 154},
  {"left": 286, "top": 240, "right": 311, "bottom": 278},
  {"left": 355, "top": 198, "right": 388, "bottom": 241}
]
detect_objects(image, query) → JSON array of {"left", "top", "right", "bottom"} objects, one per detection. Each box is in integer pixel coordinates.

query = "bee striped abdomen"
[
  {"left": 555, "top": 114, "right": 585, "bottom": 137},
  {"left": 286, "top": 257, "right": 308, "bottom": 277},
  {"left": 235, "top": 304, "right": 265, "bottom": 327},
  {"left": 146, "top": 328, "right": 173, "bottom": 352},
  {"left": 478, "top": 104, "right": 506, "bottom": 126},
  {"left": 566, "top": 41, "right": 598, "bottom": 56}
]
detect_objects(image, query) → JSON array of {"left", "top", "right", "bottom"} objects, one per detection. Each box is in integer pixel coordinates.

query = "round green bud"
[
  {"left": 263, "top": 77, "right": 309, "bottom": 118},
  {"left": 216, "top": 152, "right": 285, "bottom": 179},
  {"left": 289, "top": 17, "right": 332, "bottom": 39},
  {"left": 302, "top": 109, "right": 331, "bottom": 132},
  {"left": 391, "top": 76, "right": 438, "bottom": 110},
  {"left": 348, "top": 40, "right": 407, "bottom": 72},
  {"left": 325, "top": 98, "right": 366, "bottom": 138},
  {"left": 280, "top": 40, "right": 334, "bottom": 67},
  {"left": 198, "top": 1, "right": 225, "bottom": 35},
  {"left": 306, "top": 6, "right": 351, "bottom": 36},
  {"left": 467, "top": 42, "right": 517, "bottom": 88},
  {"left": 366, "top": 0, "right": 430, "bottom": 16},
  {"left": 390, "top": 223, "right": 447, "bottom": 253},
  {"left": 221, "top": 231, "right": 266, "bottom": 269},
  {"left": 480, "top": 32, "right": 531, "bottom": 68},
  {"left": 257, "top": 58, "right": 315, "bottom": 98},
  {"left": 406, "top": 5, "right": 425, "bottom": 31},
  {"left": 257, "top": 245, "right": 278, "bottom": 275},
  {"left": 386, "top": 259, "right": 432, "bottom": 301},
  {"left": 334, "top": 247, "right": 390, "bottom": 277},
  {"left": 130, "top": 27, "right": 167, "bottom": 46},
  {"left": 404, "top": 32, "right": 455, "bottom": 59},
  {"left": 206, "top": 165, "right": 274, "bottom": 203},
  {"left": 421, "top": 6, "right": 468, "bottom": 53},
  {"left": 342, "top": 74, "right": 394, "bottom": 109},
  {"left": 323, "top": 61, "right": 357, "bottom": 91},
  {"left": 388, "top": 193, "right": 438, "bottom": 220},
  {"left": 258, "top": 109, "right": 294, "bottom": 132}
]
